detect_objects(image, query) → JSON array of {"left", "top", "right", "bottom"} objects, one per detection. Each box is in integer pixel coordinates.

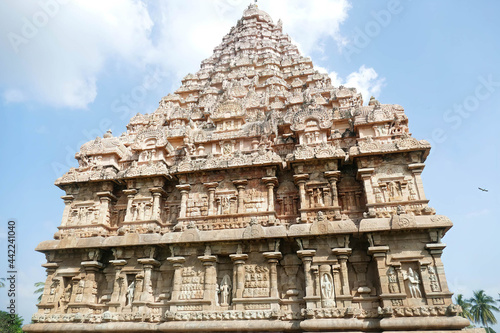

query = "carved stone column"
[
  {"left": 263, "top": 251, "right": 282, "bottom": 298},
  {"left": 96, "top": 191, "right": 116, "bottom": 225},
  {"left": 167, "top": 256, "right": 185, "bottom": 301},
  {"left": 368, "top": 245, "right": 392, "bottom": 307},
  {"left": 332, "top": 248, "right": 352, "bottom": 296},
  {"left": 176, "top": 185, "right": 191, "bottom": 218},
  {"left": 123, "top": 189, "right": 138, "bottom": 222},
  {"left": 297, "top": 249, "right": 316, "bottom": 307},
  {"left": 229, "top": 253, "right": 248, "bottom": 303},
  {"left": 81, "top": 260, "right": 103, "bottom": 304},
  {"left": 357, "top": 168, "right": 375, "bottom": 204},
  {"left": 293, "top": 174, "right": 309, "bottom": 221},
  {"left": 138, "top": 258, "right": 160, "bottom": 302},
  {"left": 204, "top": 182, "right": 218, "bottom": 216},
  {"left": 325, "top": 171, "right": 341, "bottom": 207},
  {"left": 426, "top": 243, "right": 451, "bottom": 295},
  {"left": 199, "top": 253, "right": 217, "bottom": 310},
  {"left": 262, "top": 177, "right": 278, "bottom": 212},
  {"left": 109, "top": 259, "right": 127, "bottom": 308},
  {"left": 40, "top": 259, "right": 59, "bottom": 305},
  {"left": 232, "top": 180, "right": 248, "bottom": 214},
  {"left": 60, "top": 195, "right": 74, "bottom": 227},
  {"left": 149, "top": 188, "right": 166, "bottom": 221},
  {"left": 409, "top": 163, "right": 427, "bottom": 200}
]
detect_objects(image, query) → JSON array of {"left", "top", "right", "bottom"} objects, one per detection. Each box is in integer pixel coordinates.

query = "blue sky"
[{"left": 0, "top": 0, "right": 499, "bottom": 328}]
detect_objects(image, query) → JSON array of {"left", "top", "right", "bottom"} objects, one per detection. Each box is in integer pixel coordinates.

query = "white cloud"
[
  {"left": 329, "top": 65, "right": 386, "bottom": 103},
  {"left": 0, "top": 0, "right": 155, "bottom": 109},
  {"left": 3, "top": 89, "right": 25, "bottom": 104},
  {"left": 0, "top": 0, "right": 352, "bottom": 109},
  {"left": 264, "top": 0, "right": 351, "bottom": 55}
]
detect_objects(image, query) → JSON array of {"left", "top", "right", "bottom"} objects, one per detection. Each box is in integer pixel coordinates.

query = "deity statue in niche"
[
  {"left": 311, "top": 188, "right": 325, "bottom": 207},
  {"left": 131, "top": 200, "right": 153, "bottom": 221},
  {"left": 126, "top": 280, "right": 135, "bottom": 306},
  {"left": 321, "top": 273, "right": 333, "bottom": 299},
  {"left": 219, "top": 275, "right": 232, "bottom": 306},
  {"left": 386, "top": 181, "right": 403, "bottom": 201},
  {"left": 403, "top": 268, "right": 422, "bottom": 298}
]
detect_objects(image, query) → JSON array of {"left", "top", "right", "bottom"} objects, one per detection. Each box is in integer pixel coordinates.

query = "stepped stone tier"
[{"left": 25, "top": 4, "right": 469, "bottom": 333}]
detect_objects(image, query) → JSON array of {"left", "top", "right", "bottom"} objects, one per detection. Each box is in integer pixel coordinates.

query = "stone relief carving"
[{"left": 403, "top": 268, "right": 422, "bottom": 298}]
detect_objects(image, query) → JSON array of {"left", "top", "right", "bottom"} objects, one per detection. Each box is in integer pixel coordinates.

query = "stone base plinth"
[{"left": 23, "top": 316, "right": 471, "bottom": 332}]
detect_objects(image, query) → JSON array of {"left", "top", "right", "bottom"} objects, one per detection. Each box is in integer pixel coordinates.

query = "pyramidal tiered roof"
[{"left": 58, "top": 4, "right": 428, "bottom": 187}]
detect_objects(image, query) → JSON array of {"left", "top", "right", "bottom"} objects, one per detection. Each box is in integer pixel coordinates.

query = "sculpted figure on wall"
[
  {"left": 404, "top": 268, "right": 422, "bottom": 298},
  {"left": 220, "top": 274, "right": 232, "bottom": 306}
]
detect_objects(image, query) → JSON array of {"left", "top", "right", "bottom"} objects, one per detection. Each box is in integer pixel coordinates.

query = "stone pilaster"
[
  {"left": 229, "top": 253, "right": 248, "bottom": 309},
  {"left": 262, "top": 177, "right": 278, "bottom": 212},
  {"left": 176, "top": 185, "right": 191, "bottom": 218},
  {"left": 324, "top": 171, "right": 341, "bottom": 207},
  {"left": 137, "top": 258, "right": 160, "bottom": 303},
  {"left": 149, "top": 188, "right": 166, "bottom": 221},
  {"left": 81, "top": 260, "right": 104, "bottom": 304},
  {"left": 332, "top": 247, "right": 352, "bottom": 307},
  {"left": 297, "top": 249, "right": 317, "bottom": 308},
  {"left": 426, "top": 243, "right": 451, "bottom": 302},
  {"left": 123, "top": 189, "right": 138, "bottom": 222},
  {"left": 40, "top": 261, "right": 59, "bottom": 305},
  {"left": 293, "top": 174, "right": 309, "bottom": 222},
  {"left": 409, "top": 163, "right": 427, "bottom": 200},
  {"left": 357, "top": 168, "right": 375, "bottom": 204},
  {"left": 232, "top": 180, "right": 248, "bottom": 214},
  {"left": 204, "top": 182, "right": 218, "bottom": 216},
  {"left": 96, "top": 191, "right": 116, "bottom": 225},
  {"left": 60, "top": 195, "right": 74, "bottom": 227},
  {"left": 109, "top": 259, "right": 127, "bottom": 308},
  {"left": 167, "top": 256, "right": 186, "bottom": 302},
  {"left": 198, "top": 254, "right": 217, "bottom": 310},
  {"left": 367, "top": 246, "right": 393, "bottom": 308},
  {"left": 263, "top": 251, "right": 282, "bottom": 298}
]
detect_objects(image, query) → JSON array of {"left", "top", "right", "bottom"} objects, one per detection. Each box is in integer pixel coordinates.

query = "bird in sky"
[{"left": 478, "top": 187, "right": 488, "bottom": 192}]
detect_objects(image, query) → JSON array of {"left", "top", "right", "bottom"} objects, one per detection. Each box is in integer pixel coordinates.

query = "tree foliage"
[
  {"left": 468, "top": 290, "right": 499, "bottom": 330},
  {"left": 34, "top": 282, "right": 45, "bottom": 303},
  {"left": 0, "top": 310, "right": 24, "bottom": 333}
]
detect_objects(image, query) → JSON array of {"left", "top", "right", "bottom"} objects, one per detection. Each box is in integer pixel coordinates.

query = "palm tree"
[
  {"left": 455, "top": 294, "right": 474, "bottom": 322},
  {"left": 469, "top": 290, "right": 499, "bottom": 330},
  {"left": 34, "top": 281, "right": 45, "bottom": 302}
]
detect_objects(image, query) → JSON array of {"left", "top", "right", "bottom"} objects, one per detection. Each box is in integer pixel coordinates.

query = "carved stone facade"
[{"left": 25, "top": 5, "right": 468, "bottom": 333}]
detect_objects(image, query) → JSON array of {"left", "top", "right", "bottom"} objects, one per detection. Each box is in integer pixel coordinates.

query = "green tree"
[
  {"left": 469, "top": 290, "right": 499, "bottom": 330},
  {"left": 0, "top": 310, "right": 24, "bottom": 333},
  {"left": 455, "top": 294, "right": 474, "bottom": 323},
  {"left": 34, "top": 282, "right": 45, "bottom": 303}
]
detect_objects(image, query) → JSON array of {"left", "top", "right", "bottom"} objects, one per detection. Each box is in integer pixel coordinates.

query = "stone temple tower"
[{"left": 25, "top": 4, "right": 469, "bottom": 333}]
